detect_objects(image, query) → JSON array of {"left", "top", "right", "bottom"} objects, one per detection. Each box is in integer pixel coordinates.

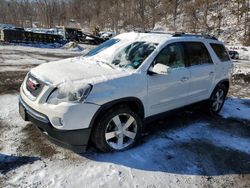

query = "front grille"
[{"left": 25, "top": 74, "right": 45, "bottom": 98}]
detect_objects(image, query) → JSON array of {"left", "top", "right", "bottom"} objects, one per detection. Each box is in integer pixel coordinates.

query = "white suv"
[{"left": 19, "top": 32, "right": 232, "bottom": 152}]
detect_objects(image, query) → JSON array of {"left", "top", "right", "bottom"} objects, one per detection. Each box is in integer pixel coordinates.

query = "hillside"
[
  {"left": 153, "top": 1, "right": 250, "bottom": 45},
  {"left": 0, "top": 0, "right": 249, "bottom": 45}
]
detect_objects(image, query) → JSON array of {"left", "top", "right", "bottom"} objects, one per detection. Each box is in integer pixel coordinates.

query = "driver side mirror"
[{"left": 149, "top": 63, "right": 171, "bottom": 75}]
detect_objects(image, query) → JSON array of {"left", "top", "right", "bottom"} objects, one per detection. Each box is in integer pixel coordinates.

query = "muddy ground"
[{"left": 0, "top": 71, "right": 28, "bottom": 94}]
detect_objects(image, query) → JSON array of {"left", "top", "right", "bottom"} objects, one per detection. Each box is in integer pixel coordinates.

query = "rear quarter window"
[{"left": 210, "top": 43, "right": 230, "bottom": 62}]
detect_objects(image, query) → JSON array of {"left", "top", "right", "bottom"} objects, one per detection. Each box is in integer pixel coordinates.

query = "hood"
[{"left": 30, "top": 57, "right": 131, "bottom": 86}]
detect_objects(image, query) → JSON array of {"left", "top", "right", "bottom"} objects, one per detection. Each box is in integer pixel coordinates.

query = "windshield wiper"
[{"left": 97, "top": 60, "right": 115, "bottom": 69}]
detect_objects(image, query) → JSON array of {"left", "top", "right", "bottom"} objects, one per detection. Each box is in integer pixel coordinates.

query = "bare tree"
[
  {"left": 36, "top": 0, "right": 59, "bottom": 28},
  {"left": 148, "top": 0, "right": 161, "bottom": 29},
  {"left": 244, "top": 0, "right": 250, "bottom": 36},
  {"left": 0, "top": 0, "right": 249, "bottom": 46}
]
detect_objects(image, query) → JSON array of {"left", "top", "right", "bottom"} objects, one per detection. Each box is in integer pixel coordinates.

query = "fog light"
[{"left": 52, "top": 117, "right": 63, "bottom": 126}]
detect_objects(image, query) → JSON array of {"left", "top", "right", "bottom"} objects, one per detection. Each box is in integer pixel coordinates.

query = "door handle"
[
  {"left": 209, "top": 71, "right": 215, "bottom": 76},
  {"left": 180, "top": 77, "right": 189, "bottom": 82}
]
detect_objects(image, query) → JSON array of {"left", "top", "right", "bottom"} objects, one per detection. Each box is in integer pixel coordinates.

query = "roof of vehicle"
[
  {"left": 172, "top": 32, "right": 218, "bottom": 40},
  {"left": 115, "top": 31, "right": 220, "bottom": 46},
  {"left": 114, "top": 32, "right": 172, "bottom": 44}
]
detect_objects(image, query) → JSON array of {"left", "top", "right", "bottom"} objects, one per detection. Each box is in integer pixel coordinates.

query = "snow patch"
[
  {"left": 220, "top": 97, "right": 250, "bottom": 121},
  {"left": 61, "top": 42, "right": 84, "bottom": 52},
  {"left": 0, "top": 94, "right": 250, "bottom": 187}
]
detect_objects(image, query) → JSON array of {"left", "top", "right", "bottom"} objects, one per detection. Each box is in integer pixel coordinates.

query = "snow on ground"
[
  {"left": 233, "top": 60, "right": 250, "bottom": 75},
  {"left": 0, "top": 44, "right": 94, "bottom": 72},
  {"left": 0, "top": 43, "right": 250, "bottom": 187},
  {"left": 227, "top": 46, "right": 250, "bottom": 61},
  {"left": 0, "top": 94, "right": 250, "bottom": 187},
  {"left": 62, "top": 42, "right": 85, "bottom": 51},
  {"left": 221, "top": 97, "right": 250, "bottom": 120}
]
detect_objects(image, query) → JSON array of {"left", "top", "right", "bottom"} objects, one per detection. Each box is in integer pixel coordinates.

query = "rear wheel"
[
  {"left": 208, "top": 84, "right": 227, "bottom": 115},
  {"left": 91, "top": 105, "right": 142, "bottom": 152}
]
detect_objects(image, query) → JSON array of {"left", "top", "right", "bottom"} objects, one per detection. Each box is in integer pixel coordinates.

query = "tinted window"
[
  {"left": 210, "top": 43, "right": 230, "bottom": 62},
  {"left": 154, "top": 42, "right": 185, "bottom": 69},
  {"left": 184, "top": 42, "right": 213, "bottom": 66},
  {"left": 84, "top": 38, "right": 120, "bottom": 57}
]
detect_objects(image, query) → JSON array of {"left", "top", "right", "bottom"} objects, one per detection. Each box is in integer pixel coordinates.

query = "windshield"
[
  {"left": 84, "top": 38, "right": 120, "bottom": 57},
  {"left": 111, "top": 41, "right": 158, "bottom": 69}
]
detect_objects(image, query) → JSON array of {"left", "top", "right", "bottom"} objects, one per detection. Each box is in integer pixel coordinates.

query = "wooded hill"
[{"left": 0, "top": 0, "right": 249, "bottom": 45}]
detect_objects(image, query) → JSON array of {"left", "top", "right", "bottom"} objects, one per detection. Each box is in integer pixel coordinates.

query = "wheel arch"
[
  {"left": 89, "top": 97, "right": 145, "bottom": 128},
  {"left": 216, "top": 79, "right": 229, "bottom": 92},
  {"left": 210, "top": 79, "right": 230, "bottom": 97}
]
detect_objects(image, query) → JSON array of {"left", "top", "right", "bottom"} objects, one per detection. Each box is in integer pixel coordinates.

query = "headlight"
[{"left": 47, "top": 84, "right": 92, "bottom": 105}]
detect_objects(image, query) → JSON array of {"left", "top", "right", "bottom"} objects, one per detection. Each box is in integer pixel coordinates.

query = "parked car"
[
  {"left": 99, "top": 31, "right": 116, "bottom": 40},
  {"left": 19, "top": 32, "right": 232, "bottom": 152},
  {"left": 228, "top": 50, "right": 239, "bottom": 59}
]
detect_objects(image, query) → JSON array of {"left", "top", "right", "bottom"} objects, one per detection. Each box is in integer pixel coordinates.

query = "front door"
[{"left": 147, "top": 42, "right": 190, "bottom": 117}]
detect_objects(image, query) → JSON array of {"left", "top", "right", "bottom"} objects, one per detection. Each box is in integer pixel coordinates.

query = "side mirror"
[{"left": 150, "top": 63, "right": 171, "bottom": 75}]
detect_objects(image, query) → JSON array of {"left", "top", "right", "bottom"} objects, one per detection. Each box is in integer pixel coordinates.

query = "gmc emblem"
[{"left": 27, "top": 78, "right": 40, "bottom": 90}]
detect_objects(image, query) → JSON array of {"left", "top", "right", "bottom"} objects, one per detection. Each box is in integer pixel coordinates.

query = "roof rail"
[
  {"left": 146, "top": 31, "right": 172, "bottom": 34},
  {"left": 132, "top": 30, "right": 171, "bottom": 34},
  {"left": 172, "top": 32, "right": 218, "bottom": 40}
]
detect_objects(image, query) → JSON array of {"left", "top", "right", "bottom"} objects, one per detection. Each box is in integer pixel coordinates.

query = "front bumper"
[
  {"left": 19, "top": 97, "right": 91, "bottom": 153},
  {"left": 20, "top": 80, "right": 100, "bottom": 130}
]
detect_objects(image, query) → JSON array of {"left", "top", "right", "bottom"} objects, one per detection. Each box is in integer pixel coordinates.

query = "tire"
[
  {"left": 91, "top": 105, "right": 142, "bottom": 152},
  {"left": 208, "top": 84, "right": 227, "bottom": 115}
]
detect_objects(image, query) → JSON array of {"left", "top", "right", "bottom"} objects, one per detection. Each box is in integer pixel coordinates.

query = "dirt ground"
[
  {"left": 0, "top": 71, "right": 28, "bottom": 94},
  {"left": 0, "top": 45, "right": 250, "bottom": 187}
]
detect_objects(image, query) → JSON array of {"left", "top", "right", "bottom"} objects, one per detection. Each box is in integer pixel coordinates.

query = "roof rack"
[
  {"left": 146, "top": 31, "right": 172, "bottom": 34},
  {"left": 131, "top": 30, "right": 173, "bottom": 35},
  {"left": 172, "top": 32, "right": 218, "bottom": 40}
]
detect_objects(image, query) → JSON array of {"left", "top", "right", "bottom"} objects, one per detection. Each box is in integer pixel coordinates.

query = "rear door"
[{"left": 184, "top": 42, "right": 216, "bottom": 104}]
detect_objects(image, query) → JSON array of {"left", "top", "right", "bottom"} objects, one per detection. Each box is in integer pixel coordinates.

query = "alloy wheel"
[
  {"left": 211, "top": 89, "right": 225, "bottom": 111},
  {"left": 105, "top": 113, "right": 137, "bottom": 150}
]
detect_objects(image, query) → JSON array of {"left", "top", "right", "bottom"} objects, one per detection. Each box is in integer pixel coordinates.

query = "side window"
[
  {"left": 184, "top": 42, "right": 213, "bottom": 66},
  {"left": 210, "top": 43, "right": 230, "bottom": 62},
  {"left": 154, "top": 42, "right": 185, "bottom": 69}
]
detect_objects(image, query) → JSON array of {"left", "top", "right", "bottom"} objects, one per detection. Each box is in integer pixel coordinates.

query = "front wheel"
[
  {"left": 91, "top": 105, "right": 142, "bottom": 152},
  {"left": 208, "top": 84, "right": 227, "bottom": 115}
]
